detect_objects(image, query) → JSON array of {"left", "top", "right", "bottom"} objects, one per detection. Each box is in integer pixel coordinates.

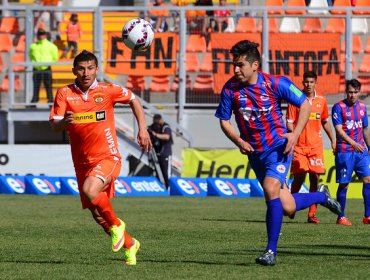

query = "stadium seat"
[
  {"left": 186, "top": 53, "right": 199, "bottom": 72},
  {"left": 339, "top": 76, "right": 346, "bottom": 93},
  {"left": 235, "top": 17, "right": 257, "bottom": 33},
  {"left": 0, "top": 55, "right": 3, "bottom": 72},
  {"left": 0, "top": 17, "right": 19, "bottom": 34},
  {"left": 365, "top": 37, "right": 370, "bottom": 53},
  {"left": 15, "top": 34, "right": 26, "bottom": 53},
  {"left": 0, "top": 34, "right": 13, "bottom": 52},
  {"left": 341, "top": 35, "right": 363, "bottom": 54},
  {"left": 359, "top": 54, "right": 370, "bottom": 73},
  {"left": 325, "top": 18, "right": 345, "bottom": 33},
  {"left": 302, "top": 17, "right": 322, "bottom": 33},
  {"left": 279, "top": 17, "right": 301, "bottom": 33},
  {"left": 186, "top": 35, "right": 207, "bottom": 53},
  {"left": 353, "top": 0, "right": 370, "bottom": 15},
  {"left": 171, "top": 75, "right": 192, "bottom": 92},
  {"left": 352, "top": 18, "right": 368, "bottom": 35},
  {"left": 308, "top": 0, "right": 329, "bottom": 15},
  {"left": 266, "top": 0, "right": 284, "bottom": 15},
  {"left": 330, "top": 0, "right": 351, "bottom": 15},
  {"left": 0, "top": 75, "right": 22, "bottom": 92},
  {"left": 199, "top": 52, "right": 213, "bottom": 72},
  {"left": 149, "top": 76, "right": 170, "bottom": 92},
  {"left": 193, "top": 75, "right": 214, "bottom": 91},
  {"left": 340, "top": 53, "right": 357, "bottom": 73},
  {"left": 257, "top": 18, "right": 278, "bottom": 33},
  {"left": 286, "top": 0, "right": 306, "bottom": 15},
  {"left": 126, "top": 76, "right": 146, "bottom": 91},
  {"left": 11, "top": 53, "right": 25, "bottom": 72}
]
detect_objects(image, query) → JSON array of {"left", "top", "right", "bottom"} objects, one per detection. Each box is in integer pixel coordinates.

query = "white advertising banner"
[{"left": 0, "top": 145, "right": 75, "bottom": 176}]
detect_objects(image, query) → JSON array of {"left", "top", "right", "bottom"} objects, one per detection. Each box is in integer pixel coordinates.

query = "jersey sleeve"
[
  {"left": 276, "top": 76, "right": 306, "bottom": 108},
  {"left": 321, "top": 98, "right": 329, "bottom": 121},
  {"left": 110, "top": 84, "right": 135, "bottom": 105},
  {"left": 215, "top": 87, "right": 233, "bottom": 120},
  {"left": 286, "top": 104, "right": 298, "bottom": 124},
  {"left": 49, "top": 88, "right": 67, "bottom": 121},
  {"left": 331, "top": 103, "right": 343, "bottom": 127}
]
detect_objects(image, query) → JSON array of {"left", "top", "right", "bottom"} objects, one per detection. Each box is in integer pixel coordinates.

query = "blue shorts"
[
  {"left": 248, "top": 144, "right": 292, "bottom": 187},
  {"left": 335, "top": 150, "right": 370, "bottom": 184}
]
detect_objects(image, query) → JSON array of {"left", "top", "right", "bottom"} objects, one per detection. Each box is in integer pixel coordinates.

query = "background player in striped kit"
[{"left": 332, "top": 79, "right": 370, "bottom": 226}]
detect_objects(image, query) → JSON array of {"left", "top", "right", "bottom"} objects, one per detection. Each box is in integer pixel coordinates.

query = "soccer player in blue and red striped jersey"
[
  {"left": 215, "top": 40, "right": 341, "bottom": 266},
  {"left": 332, "top": 79, "right": 370, "bottom": 226}
]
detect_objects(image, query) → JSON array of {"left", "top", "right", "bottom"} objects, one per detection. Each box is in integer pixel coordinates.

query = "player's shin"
[
  {"left": 265, "top": 198, "right": 283, "bottom": 255},
  {"left": 336, "top": 187, "right": 348, "bottom": 218},
  {"left": 292, "top": 192, "right": 326, "bottom": 212},
  {"left": 363, "top": 183, "right": 370, "bottom": 217},
  {"left": 91, "top": 192, "right": 120, "bottom": 227}
]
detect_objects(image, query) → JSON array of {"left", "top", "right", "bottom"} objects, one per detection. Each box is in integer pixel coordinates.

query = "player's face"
[
  {"left": 302, "top": 77, "right": 316, "bottom": 96},
  {"left": 72, "top": 60, "right": 98, "bottom": 91},
  {"left": 346, "top": 85, "right": 361, "bottom": 105},
  {"left": 233, "top": 55, "right": 258, "bottom": 84}
]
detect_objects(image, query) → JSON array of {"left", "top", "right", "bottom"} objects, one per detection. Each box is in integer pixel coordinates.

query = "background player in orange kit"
[
  {"left": 49, "top": 50, "right": 152, "bottom": 265},
  {"left": 286, "top": 71, "right": 335, "bottom": 224}
]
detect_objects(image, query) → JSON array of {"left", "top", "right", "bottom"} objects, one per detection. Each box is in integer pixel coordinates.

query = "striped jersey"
[
  {"left": 332, "top": 99, "right": 368, "bottom": 152},
  {"left": 215, "top": 71, "right": 306, "bottom": 152}
]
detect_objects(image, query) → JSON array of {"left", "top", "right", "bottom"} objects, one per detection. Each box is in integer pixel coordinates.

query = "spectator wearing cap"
[
  {"left": 29, "top": 29, "right": 59, "bottom": 104},
  {"left": 148, "top": 114, "right": 173, "bottom": 189}
]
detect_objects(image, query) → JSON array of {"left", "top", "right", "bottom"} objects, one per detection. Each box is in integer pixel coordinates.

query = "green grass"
[{"left": 0, "top": 195, "right": 369, "bottom": 280}]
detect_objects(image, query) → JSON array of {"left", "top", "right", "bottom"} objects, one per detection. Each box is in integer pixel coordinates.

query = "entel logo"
[
  {"left": 32, "top": 178, "right": 58, "bottom": 194},
  {"left": 215, "top": 180, "right": 251, "bottom": 196},
  {"left": 177, "top": 179, "right": 200, "bottom": 195},
  {"left": 6, "top": 177, "right": 25, "bottom": 193},
  {"left": 66, "top": 178, "right": 79, "bottom": 193},
  {"left": 131, "top": 181, "right": 164, "bottom": 192},
  {"left": 115, "top": 179, "right": 132, "bottom": 194}
]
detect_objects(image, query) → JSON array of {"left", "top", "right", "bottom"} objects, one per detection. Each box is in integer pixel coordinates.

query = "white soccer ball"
[{"left": 122, "top": 18, "right": 154, "bottom": 51}]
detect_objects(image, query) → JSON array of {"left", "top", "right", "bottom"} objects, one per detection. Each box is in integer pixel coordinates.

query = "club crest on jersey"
[
  {"left": 276, "top": 164, "right": 286, "bottom": 173},
  {"left": 94, "top": 95, "right": 104, "bottom": 103},
  {"left": 360, "top": 110, "right": 364, "bottom": 116},
  {"left": 260, "top": 94, "right": 269, "bottom": 101}
]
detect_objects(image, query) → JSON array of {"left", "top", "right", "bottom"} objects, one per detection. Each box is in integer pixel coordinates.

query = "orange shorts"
[
  {"left": 290, "top": 146, "right": 325, "bottom": 175},
  {"left": 75, "top": 158, "right": 122, "bottom": 209}
]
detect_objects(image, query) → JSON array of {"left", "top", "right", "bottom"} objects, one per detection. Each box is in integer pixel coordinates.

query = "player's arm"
[
  {"left": 219, "top": 119, "right": 254, "bottom": 155},
  {"left": 334, "top": 124, "right": 365, "bottom": 153},
  {"left": 363, "top": 126, "right": 370, "bottom": 152},
  {"left": 129, "top": 98, "right": 152, "bottom": 152},
  {"left": 50, "top": 111, "right": 74, "bottom": 132},
  {"left": 322, "top": 120, "right": 335, "bottom": 152}
]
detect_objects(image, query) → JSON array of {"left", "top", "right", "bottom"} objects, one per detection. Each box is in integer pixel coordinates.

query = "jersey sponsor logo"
[
  {"left": 333, "top": 112, "right": 339, "bottom": 120},
  {"left": 67, "top": 96, "right": 80, "bottom": 101},
  {"left": 309, "top": 112, "right": 321, "bottom": 120},
  {"left": 104, "top": 127, "right": 118, "bottom": 155},
  {"left": 345, "top": 120, "right": 362, "bottom": 130},
  {"left": 276, "top": 164, "right": 286, "bottom": 173},
  {"left": 73, "top": 110, "right": 106, "bottom": 123},
  {"left": 310, "top": 158, "right": 323, "bottom": 166},
  {"left": 239, "top": 106, "right": 273, "bottom": 121},
  {"left": 289, "top": 84, "right": 302, "bottom": 98}
]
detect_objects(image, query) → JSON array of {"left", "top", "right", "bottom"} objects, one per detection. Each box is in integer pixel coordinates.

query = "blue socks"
[
  {"left": 292, "top": 192, "right": 326, "bottom": 212},
  {"left": 363, "top": 183, "right": 370, "bottom": 217},
  {"left": 265, "top": 198, "right": 283, "bottom": 255},
  {"left": 336, "top": 187, "right": 348, "bottom": 219}
]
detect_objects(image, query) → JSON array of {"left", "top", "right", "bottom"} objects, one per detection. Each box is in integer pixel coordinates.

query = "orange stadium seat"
[
  {"left": 325, "top": 18, "right": 345, "bottom": 33},
  {"left": 186, "top": 53, "right": 199, "bottom": 72},
  {"left": 0, "top": 75, "right": 22, "bottom": 92},
  {"left": 11, "top": 53, "right": 25, "bottom": 72},
  {"left": 286, "top": 0, "right": 306, "bottom": 15},
  {"left": 257, "top": 18, "right": 279, "bottom": 33},
  {"left": 186, "top": 35, "right": 207, "bottom": 53},
  {"left": 339, "top": 76, "right": 346, "bottom": 93},
  {"left": 193, "top": 75, "right": 214, "bottom": 91},
  {"left": 0, "top": 34, "right": 12, "bottom": 52},
  {"left": 199, "top": 52, "right": 213, "bottom": 72},
  {"left": 235, "top": 17, "right": 257, "bottom": 33},
  {"left": 330, "top": 0, "right": 351, "bottom": 15},
  {"left": 340, "top": 53, "right": 357, "bottom": 73},
  {"left": 149, "top": 76, "right": 170, "bottom": 92},
  {"left": 0, "top": 17, "right": 19, "bottom": 34},
  {"left": 353, "top": 0, "right": 370, "bottom": 15},
  {"left": 359, "top": 54, "right": 370, "bottom": 73},
  {"left": 15, "top": 34, "right": 26, "bottom": 53},
  {"left": 266, "top": 0, "right": 284, "bottom": 15},
  {"left": 171, "top": 75, "right": 192, "bottom": 92},
  {"left": 0, "top": 55, "right": 4, "bottom": 72},
  {"left": 365, "top": 37, "right": 370, "bottom": 53},
  {"left": 341, "top": 35, "right": 363, "bottom": 54},
  {"left": 302, "top": 17, "right": 322, "bottom": 33},
  {"left": 126, "top": 76, "right": 146, "bottom": 91}
]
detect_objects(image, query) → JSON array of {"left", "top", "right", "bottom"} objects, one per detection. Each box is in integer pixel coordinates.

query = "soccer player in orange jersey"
[
  {"left": 49, "top": 50, "right": 152, "bottom": 265},
  {"left": 286, "top": 71, "right": 335, "bottom": 224}
]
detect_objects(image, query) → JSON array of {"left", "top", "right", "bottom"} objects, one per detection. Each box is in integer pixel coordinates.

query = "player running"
[
  {"left": 332, "top": 79, "right": 370, "bottom": 226},
  {"left": 49, "top": 50, "right": 152, "bottom": 265},
  {"left": 286, "top": 71, "right": 335, "bottom": 224},
  {"left": 215, "top": 40, "right": 341, "bottom": 266}
]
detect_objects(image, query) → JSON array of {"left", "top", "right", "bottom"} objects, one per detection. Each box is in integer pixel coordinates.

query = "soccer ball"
[{"left": 122, "top": 18, "right": 154, "bottom": 51}]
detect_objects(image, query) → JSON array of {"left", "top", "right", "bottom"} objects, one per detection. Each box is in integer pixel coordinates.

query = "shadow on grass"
[{"left": 0, "top": 259, "right": 65, "bottom": 264}]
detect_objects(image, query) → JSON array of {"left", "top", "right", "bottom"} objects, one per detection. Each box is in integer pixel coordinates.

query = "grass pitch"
[{"left": 0, "top": 195, "right": 369, "bottom": 280}]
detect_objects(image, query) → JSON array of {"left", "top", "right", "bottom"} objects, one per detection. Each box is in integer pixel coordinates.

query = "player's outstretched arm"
[
  {"left": 220, "top": 119, "right": 254, "bottom": 155},
  {"left": 129, "top": 98, "right": 152, "bottom": 152},
  {"left": 50, "top": 111, "right": 74, "bottom": 132},
  {"left": 363, "top": 126, "right": 370, "bottom": 153}
]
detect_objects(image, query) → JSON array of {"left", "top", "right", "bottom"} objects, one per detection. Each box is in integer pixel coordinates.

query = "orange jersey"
[
  {"left": 149, "top": 3, "right": 169, "bottom": 17},
  {"left": 49, "top": 80, "right": 134, "bottom": 168},
  {"left": 66, "top": 21, "right": 81, "bottom": 42},
  {"left": 286, "top": 94, "right": 329, "bottom": 149}
]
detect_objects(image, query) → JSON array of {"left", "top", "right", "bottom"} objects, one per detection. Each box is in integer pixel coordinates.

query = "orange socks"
[
  {"left": 91, "top": 192, "right": 120, "bottom": 227},
  {"left": 124, "top": 231, "right": 134, "bottom": 249}
]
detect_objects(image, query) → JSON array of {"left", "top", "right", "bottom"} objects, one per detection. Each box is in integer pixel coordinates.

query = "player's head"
[
  {"left": 302, "top": 71, "right": 317, "bottom": 96},
  {"left": 230, "top": 40, "right": 260, "bottom": 84},
  {"left": 153, "top": 114, "right": 163, "bottom": 125},
  {"left": 345, "top": 79, "right": 361, "bottom": 105},
  {"left": 72, "top": 50, "right": 99, "bottom": 91}
]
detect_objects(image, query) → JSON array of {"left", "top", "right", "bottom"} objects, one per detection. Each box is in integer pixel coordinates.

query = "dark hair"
[
  {"left": 303, "top": 71, "right": 317, "bottom": 80},
  {"left": 230, "top": 40, "right": 261, "bottom": 65},
  {"left": 73, "top": 50, "right": 98, "bottom": 68},
  {"left": 345, "top": 79, "right": 361, "bottom": 91},
  {"left": 153, "top": 114, "right": 162, "bottom": 121},
  {"left": 70, "top": 13, "right": 78, "bottom": 22}
]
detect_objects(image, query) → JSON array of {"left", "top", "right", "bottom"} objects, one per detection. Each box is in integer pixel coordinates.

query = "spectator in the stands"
[
  {"left": 148, "top": 0, "right": 169, "bottom": 32},
  {"left": 62, "top": 13, "right": 82, "bottom": 59},
  {"left": 214, "top": 0, "right": 231, "bottom": 33},
  {"left": 188, "top": 0, "right": 213, "bottom": 36}
]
